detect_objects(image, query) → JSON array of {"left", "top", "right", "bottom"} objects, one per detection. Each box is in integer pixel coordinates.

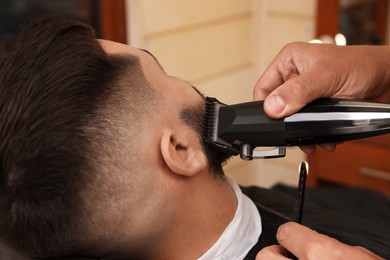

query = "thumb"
[{"left": 264, "top": 72, "right": 326, "bottom": 118}]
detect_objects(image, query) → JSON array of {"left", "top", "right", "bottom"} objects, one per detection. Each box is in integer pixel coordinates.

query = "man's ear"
[{"left": 160, "top": 129, "right": 208, "bottom": 176}]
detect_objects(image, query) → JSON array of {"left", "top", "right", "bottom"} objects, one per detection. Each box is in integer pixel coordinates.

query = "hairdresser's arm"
[
  {"left": 256, "top": 222, "right": 384, "bottom": 260},
  {"left": 254, "top": 42, "right": 390, "bottom": 117}
]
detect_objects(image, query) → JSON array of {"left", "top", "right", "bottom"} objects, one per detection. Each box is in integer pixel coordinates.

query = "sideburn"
[{"left": 180, "top": 103, "right": 232, "bottom": 178}]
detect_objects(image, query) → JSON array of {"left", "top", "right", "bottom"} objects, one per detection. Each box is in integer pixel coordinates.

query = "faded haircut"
[{"left": 0, "top": 18, "right": 157, "bottom": 257}]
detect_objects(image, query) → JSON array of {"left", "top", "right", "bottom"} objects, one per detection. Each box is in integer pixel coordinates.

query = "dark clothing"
[{"left": 242, "top": 185, "right": 390, "bottom": 260}]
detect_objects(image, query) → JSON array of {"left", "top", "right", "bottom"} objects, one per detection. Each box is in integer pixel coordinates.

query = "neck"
[{"left": 152, "top": 173, "right": 237, "bottom": 260}]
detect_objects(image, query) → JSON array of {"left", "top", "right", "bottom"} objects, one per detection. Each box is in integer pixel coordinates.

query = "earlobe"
[{"left": 160, "top": 129, "right": 207, "bottom": 177}]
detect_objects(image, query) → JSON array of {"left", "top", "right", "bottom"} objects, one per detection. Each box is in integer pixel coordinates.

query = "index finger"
[
  {"left": 253, "top": 43, "right": 302, "bottom": 101},
  {"left": 253, "top": 64, "right": 285, "bottom": 101},
  {"left": 255, "top": 245, "right": 289, "bottom": 260}
]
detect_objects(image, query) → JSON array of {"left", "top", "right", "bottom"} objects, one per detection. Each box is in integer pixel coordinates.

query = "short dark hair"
[{"left": 0, "top": 18, "right": 157, "bottom": 257}]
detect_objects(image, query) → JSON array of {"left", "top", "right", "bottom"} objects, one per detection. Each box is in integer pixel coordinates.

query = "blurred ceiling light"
[
  {"left": 310, "top": 34, "right": 347, "bottom": 46},
  {"left": 309, "top": 39, "right": 324, "bottom": 44},
  {"left": 335, "top": 33, "right": 347, "bottom": 46}
]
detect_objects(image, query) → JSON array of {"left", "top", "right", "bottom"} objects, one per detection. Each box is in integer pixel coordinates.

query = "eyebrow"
[{"left": 139, "top": 49, "right": 167, "bottom": 74}]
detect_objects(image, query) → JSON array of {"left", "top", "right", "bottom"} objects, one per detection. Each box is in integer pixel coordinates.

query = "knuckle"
[
  {"left": 283, "top": 41, "right": 305, "bottom": 52},
  {"left": 255, "top": 249, "right": 272, "bottom": 259},
  {"left": 278, "top": 62, "right": 298, "bottom": 82},
  {"left": 292, "top": 77, "right": 310, "bottom": 93},
  {"left": 289, "top": 77, "right": 312, "bottom": 99}
]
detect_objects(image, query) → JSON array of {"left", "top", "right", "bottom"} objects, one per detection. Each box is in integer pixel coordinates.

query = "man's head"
[{"left": 0, "top": 18, "right": 231, "bottom": 257}]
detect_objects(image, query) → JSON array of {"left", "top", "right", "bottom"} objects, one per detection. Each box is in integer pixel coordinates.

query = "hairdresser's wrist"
[{"left": 366, "top": 45, "right": 390, "bottom": 103}]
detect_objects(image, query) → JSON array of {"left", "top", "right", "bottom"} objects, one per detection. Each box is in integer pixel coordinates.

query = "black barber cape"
[
  {"left": 1, "top": 185, "right": 389, "bottom": 259},
  {"left": 242, "top": 185, "right": 390, "bottom": 259}
]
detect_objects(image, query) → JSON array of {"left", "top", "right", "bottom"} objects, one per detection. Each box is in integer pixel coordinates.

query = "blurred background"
[{"left": 1, "top": 0, "right": 389, "bottom": 196}]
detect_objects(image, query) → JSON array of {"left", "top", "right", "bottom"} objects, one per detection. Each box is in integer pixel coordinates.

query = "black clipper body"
[{"left": 204, "top": 97, "right": 390, "bottom": 160}]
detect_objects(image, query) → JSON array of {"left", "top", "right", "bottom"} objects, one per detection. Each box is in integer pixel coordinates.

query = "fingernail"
[{"left": 266, "top": 95, "right": 285, "bottom": 115}]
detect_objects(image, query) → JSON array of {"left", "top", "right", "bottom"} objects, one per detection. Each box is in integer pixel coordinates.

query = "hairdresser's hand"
[
  {"left": 256, "top": 222, "right": 383, "bottom": 260},
  {"left": 254, "top": 42, "right": 390, "bottom": 117},
  {"left": 254, "top": 42, "right": 390, "bottom": 153}
]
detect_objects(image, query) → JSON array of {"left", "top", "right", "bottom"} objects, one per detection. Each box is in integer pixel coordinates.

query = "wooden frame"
[{"left": 100, "top": 0, "right": 127, "bottom": 43}]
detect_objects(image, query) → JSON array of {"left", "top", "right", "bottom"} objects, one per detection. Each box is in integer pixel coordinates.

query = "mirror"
[{"left": 316, "top": 0, "right": 388, "bottom": 45}]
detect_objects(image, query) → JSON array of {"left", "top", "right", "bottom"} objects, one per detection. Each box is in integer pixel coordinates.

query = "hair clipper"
[{"left": 203, "top": 97, "right": 390, "bottom": 160}]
